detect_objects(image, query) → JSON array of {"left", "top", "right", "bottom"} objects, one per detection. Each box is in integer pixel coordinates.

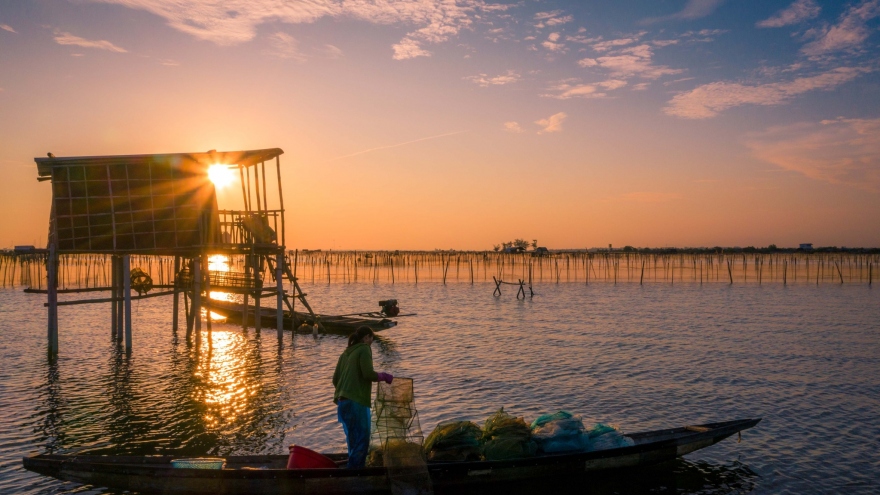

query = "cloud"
[
  {"left": 393, "top": 39, "right": 431, "bottom": 60},
  {"left": 503, "top": 121, "right": 523, "bottom": 133},
  {"left": 53, "top": 31, "right": 127, "bottom": 52},
  {"left": 577, "top": 58, "right": 598, "bottom": 67},
  {"left": 535, "top": 112, "right": 566, "bottom": 133},
  {"left": 591, "top": 44, "right": 683, "bottom": 79},
  {"left": 542, "top": 77, "right": 629, "bottom": 99},
  {"left": 746, "top": 118, "right": 880, "bottom": 191},
  {"left": 1, "top": 24, "right": 16, "bottom": 33},
  {"left": 592, "top": 36, "right": 642, "bottom": 52},
  {"left": 267, "top": 32, "right": 306, "bottom": 61},
  {"left": 642, "top": 0, "right": 725, "bottom": 24},
  {"left": 89, "top": 0, "right": 503, "bottom": 60},
  {"left": 618, "top": 192, "right": 682, "bottom": 203},
  {"left": 801, "top": 0, "right": 880, "bottom": 57},
  {"left": 534, "top": 10, "right": 572, "bottom": 28},
  {"left": 464, "top": 70, "right": 520, "bottom": 87},
  {"left": 542, "top": 80, "right": 604, "bottom": 99},
  {"left": 542, "top": 32, "right": 565, "bottom": 52},
  {"left": 664, "top": 67, "right": 868, "bottom": 118},
  {"left": 757, "top": 0, "right": 820, "bottom": 28}
]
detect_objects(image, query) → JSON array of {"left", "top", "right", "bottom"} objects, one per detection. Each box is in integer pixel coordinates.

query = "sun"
[{"left": 208, "top": 164, "right": 236, "bottom": 188}]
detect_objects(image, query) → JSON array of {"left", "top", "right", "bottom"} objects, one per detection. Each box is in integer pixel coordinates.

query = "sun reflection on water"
[{"left": 195, "top": 330, "right": 261, "bottom": 428}]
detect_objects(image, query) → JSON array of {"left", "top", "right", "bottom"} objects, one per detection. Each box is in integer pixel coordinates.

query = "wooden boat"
[
  {"left": 22, "top": 418, "right": 759, "bottom": 494},
  {"left": 207, "top": 298, "right": 397, "bottom": 334}
]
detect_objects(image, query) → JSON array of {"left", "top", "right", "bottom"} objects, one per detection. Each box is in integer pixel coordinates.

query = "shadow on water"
[{"left": 451, "top": 459, "right": 759, "bottom": 495}]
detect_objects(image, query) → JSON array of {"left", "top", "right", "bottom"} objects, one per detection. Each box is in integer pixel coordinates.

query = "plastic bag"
[
  {"left": 584, "top": 423, "right": 635, "bottom": 451},
  {"left": 531, "top": 410, "right": 589, "bottom": 453},
  {"left": 424, "top": 421, "right": 483, "bottom": 462}
]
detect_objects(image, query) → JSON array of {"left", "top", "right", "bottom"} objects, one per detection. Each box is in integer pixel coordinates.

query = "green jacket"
[{"left": 332, "top": 343, "right": 379, "bottom": 407}]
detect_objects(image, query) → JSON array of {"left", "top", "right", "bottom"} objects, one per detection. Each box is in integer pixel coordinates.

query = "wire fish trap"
[{"left": 373, "top": 378, "right": 433, "bottom": 495}]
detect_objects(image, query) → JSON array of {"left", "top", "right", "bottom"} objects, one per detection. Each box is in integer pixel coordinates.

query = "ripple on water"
[{"left": 0, "top": 282, "right": 878, "bottom": 494}]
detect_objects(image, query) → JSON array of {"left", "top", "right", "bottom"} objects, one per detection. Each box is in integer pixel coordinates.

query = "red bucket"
[{"left": 287, "top": 445, "right": 338, "bottom": 469}]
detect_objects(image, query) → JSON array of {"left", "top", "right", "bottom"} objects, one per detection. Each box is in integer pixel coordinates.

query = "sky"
[{"left": 1, "top": 0, "right": 880, "bottom": 250}]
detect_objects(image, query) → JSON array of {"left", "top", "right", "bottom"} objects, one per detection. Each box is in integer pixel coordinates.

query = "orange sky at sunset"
[{"left": 2, "top": 0, "right": 879, "bottom": 250}]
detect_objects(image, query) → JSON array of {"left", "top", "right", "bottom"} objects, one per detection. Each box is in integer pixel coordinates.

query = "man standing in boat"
[{"left": 332, "top": 326, "right": 393, "bottom": 468}]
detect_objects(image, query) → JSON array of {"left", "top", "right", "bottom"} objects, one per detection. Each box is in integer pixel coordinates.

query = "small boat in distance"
[
  {"left": 23, "top": 418, "right": 760, "bottom": 495},
  {"left": 208, "top": 298, "right": 399, "bottom": 334}
]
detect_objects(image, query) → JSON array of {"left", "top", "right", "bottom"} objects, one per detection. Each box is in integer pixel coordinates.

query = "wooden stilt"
[
  {"left": 242, "top": 254, "right": 250, "bottom": 329},
  {"left": 193, "top": 256, "right": 202, "bottom": 345},
  {"left": 116, "top": 257, "right": 124, "bottom": 341},
  {"left": 276, "top": 250, "right": 284, "bottom": 340},
  {"left": 254, "top": 255, "right": 262, "bottom": 332},
  {"left": 47, "top": 244, "right": 59, "bottom": 355},
  {"left": 203, "top": 255, "right": 212, "bottom": 335},
  {"left": 123, "top": 254, "right": 132, "bottom": 352},
  {"left": 111, "top": 256, "right": 118, "bottom": 339},
  {"left": 172, "top": 256, "right": 180, "bottom": 333}
]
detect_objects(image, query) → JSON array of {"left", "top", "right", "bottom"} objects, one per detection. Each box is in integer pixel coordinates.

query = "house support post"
[
  {"left": 47, "top": 244, "right": 59, "bottom": 355},
  {"left": 123, "top": 254, "right": 132, "bottom": 352},
  {"left": 111, "top": 256, "right": 118, "bottom": 339},
  {"left": 254, "top": 254, "right": 262, "bottom": 333},
  {"left": 193, "top": 256, "right": 202, "bottom": 346},
  {"left": 172, "top": 256, "right": 180, "bottom": 333},
  {"left": 203, "top": 255, "right": 212, "bottom": 336},
  {"left": 276, "top": 249, "right": 284, "bottom": 341}
]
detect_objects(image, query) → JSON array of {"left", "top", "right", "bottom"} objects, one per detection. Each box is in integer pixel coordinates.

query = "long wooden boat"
[
  {"left": 207, "top": 298, "right": 397, "bottom": 333},
  {"left": 23, "top": 418, "right": 759, "bottom": 494}
]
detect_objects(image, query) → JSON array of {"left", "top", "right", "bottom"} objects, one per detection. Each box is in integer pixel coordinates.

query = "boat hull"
[
  {"left": 207, "top": 299, "right": 397, "bottom": 334},
  {"left": 23, "top": 419, "right": 760, "bottom": 494}
]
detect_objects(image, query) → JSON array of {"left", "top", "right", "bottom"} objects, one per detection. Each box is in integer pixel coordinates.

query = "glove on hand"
[{"left": 376, "top": 372, "right": 394, "bottom": 384}]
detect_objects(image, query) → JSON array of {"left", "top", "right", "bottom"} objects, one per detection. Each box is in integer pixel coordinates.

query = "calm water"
[{"left": 1, "top": 282, "right": 878, "bottom": 494}]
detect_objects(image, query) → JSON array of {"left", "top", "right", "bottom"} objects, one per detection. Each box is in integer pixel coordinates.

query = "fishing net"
[
  {"left": 480, "top": 408, "right": 536, "bottom": 461},
  {"left": 424, "top": 421, "right": 483, "bottom": 462},
  {"left": 373, "top": 377, "right": 433, "bottom": 495}
]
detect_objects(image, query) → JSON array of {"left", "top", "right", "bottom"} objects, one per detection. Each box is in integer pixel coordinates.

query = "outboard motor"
[{"left": 379, "top": 299, "right": 400, "bottom": 317}]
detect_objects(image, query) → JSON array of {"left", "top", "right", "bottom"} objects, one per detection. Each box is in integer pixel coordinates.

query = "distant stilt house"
[
  {"left": 35, "top": 149, "right": 306, "bottom": 354},
  {"left": 799, "top": 243, "right": 813, "bottom": 251}
]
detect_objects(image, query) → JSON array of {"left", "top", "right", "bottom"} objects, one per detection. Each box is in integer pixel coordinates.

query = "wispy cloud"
[
  {"left": 90, "top": 0, "right": 508, "bottom": 60},
  {"left": 267, "top": 32, "right": 306, "bottom": 61},
  {"left": 542, "top": 77, "right": 629, "bottom": 99},
  {"left": 664, "top": 67, "right": 868, "bottom": 119},
  {"left": 535, "top": 112, "right": 566, "bottom": 133},
  {"left": 590, "top": 44, "right": 683, "bottom": 79},
  {"left": 757, "top": 0, "right": 820, "bottom": 28},
  {"left": 642, "top": 0, "right": 725, "bottom": 24},
  {"left": 592, "top": 35, "right": 643, "bottom": 52},
  {"left": 801, "top": 0, "right": 880, "bottom": 57},
  {"left": 327, "top": 130, "right": 467, "bottom": 162},
  {"left": 746, "top": 117, "right": 880, "bottom": 191},
  {"left": 53, "top": 31, "right": 127, "bottom": 52},
  {"left": 542, "top": 80, "right": 604, "bottom": 99},
  {"left": 534, "top": 10, "right": 572, "bottom": 28},
  {"left": 0, "top": 24, "right": 16, "bottom": 33},
  {"left": 503, "top": 121, "right": 523, "bottom": 133},
  {"left": 464, "top": 70, "right": 520, "bottom": 87}
]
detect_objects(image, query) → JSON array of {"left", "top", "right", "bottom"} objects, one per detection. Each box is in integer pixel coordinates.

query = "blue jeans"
[{"left": 337, "top": 399, "right": 371, "bottom": 469}]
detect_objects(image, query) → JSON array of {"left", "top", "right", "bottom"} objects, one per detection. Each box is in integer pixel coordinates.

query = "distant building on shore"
[{"left": 799, "top": 243, "right": 813, "bottom": 250}]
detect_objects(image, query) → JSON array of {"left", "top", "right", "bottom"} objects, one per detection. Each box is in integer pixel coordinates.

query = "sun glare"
[{"left": 208, "top": 164, "right": 236, "bottom": 188}]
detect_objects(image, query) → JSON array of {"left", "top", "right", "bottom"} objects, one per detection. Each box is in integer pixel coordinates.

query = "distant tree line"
[{"left": 493, "top": 239, "right": 538, "bottom": 252}]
